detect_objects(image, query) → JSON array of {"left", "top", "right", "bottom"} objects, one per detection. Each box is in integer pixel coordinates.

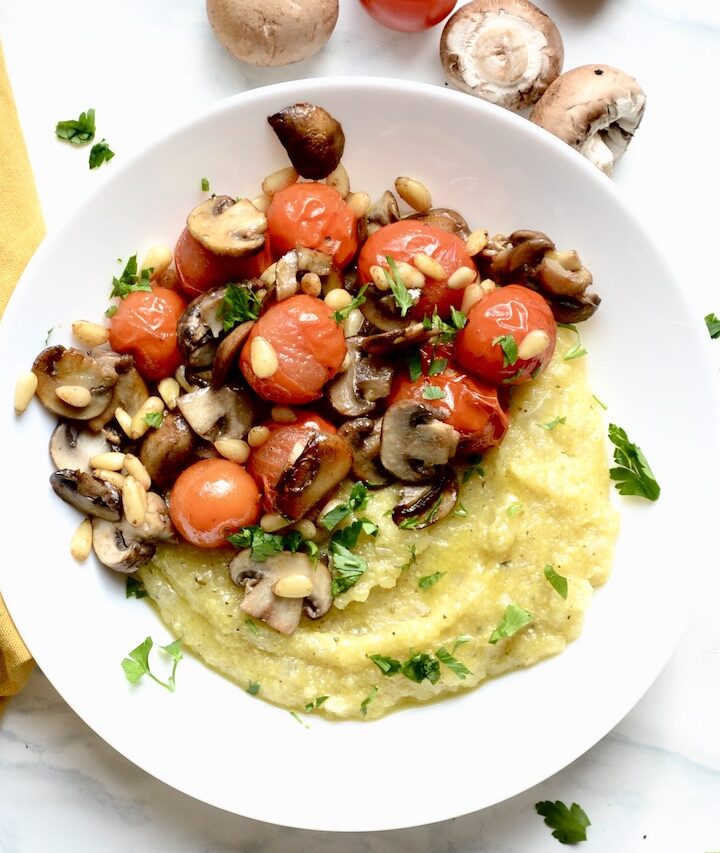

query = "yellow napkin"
[{"left": 0, "top": 42, "right": 45, "bottom": 706}]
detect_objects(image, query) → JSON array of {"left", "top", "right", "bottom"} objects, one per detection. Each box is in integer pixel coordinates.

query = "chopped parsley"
[
  {"left": 535, "top": 800, "right": 591, "bottom": 845},
  {"left": 244, "top": 617, "right": 260, "bottom": 635},
  {"left": 227, "top": 526, "right": 284, "bottom": 560},
  {"left": 462, "top": 455, "right": 485, "bottom": 484},
  {"left": 290, "top": 711, "right": 309, "bottom": 728},
  {"left": 220, "top": 283, "right": 262, "bottom": 332},
  {"left": 418, "top": 570, "right": 445, "bottom": 590},
  {"left": 608, "top": 423, "right": 660, "bottom": 501},
  {"left": 435, "top": 646, "right": 471, "bottom": 679},
  {"left": 507, "top": 502, "right": 523, "bottom": 517},
  {"left": 334, "top": 284, "right": 367, "bottom": 323},
  {"left": 544, "top": 565, "right": 568, "bottom": 599},
  {"left": 558, "top": 322, "right": 588, "bottom": 361},
  {"left": 705, "top": 312, "right": 720, "bottom": 339},
  {"left": 143, "top": 411, "right": 163, "bottom": 429},
  {"left": 453, "top": 502, "right": 468, "bottom": 518},
  {"left": 360, "top": 685, "right": 379, "bottom": 717},
  {"left": 330, "top": 543, "right": 368, "bottom": 595},
  {"left": 125, "top": 575, "right": 147, "bottom": 599},
  {"left": 492, "top": 334, "right": 518, "bottom": 367},
  {"left": 452, "top": 635, "right": 471, "bottom": 654},
  {"left": 368, "top": 654, "right": 401, "bottom": 675},
  {"left": 489, "top": 603, "right": 533, "bottom": 644},
  {"left": 427, "top": 356, "right": 448, "bottom": 376},
  {"left": 369, "top": 647, "right": 470, "bottom": 683},
  {"left": 421, "top": 384, "right": 446, "bottom": 400},
  {"left": 305, "top": 695, "right": 329, "bottom": 711},
  {"left": 423, "top": 307, "right": 466, "bottom": 343},
  {"left": 408, "top": 350, "right": 422, "bottom": 382},
  {"left": 110, "top": 255, "right": 152, "bottom": 300},
  {"left": 319, "top": 482, "right": 369, "bottom": 531},
  {"left": 45, "top": 327, "right": 54, "bottom": 345},
  {"left": 537, "top": 416, "right": 566, "bottom": 431},
  {"left": 201, "top": 177, "right": 210, "bottom": 192},
  {"left": 592, "top": 394, "right": 608, "bottom": 410},
  {"left": 449, "top": 306, "right": 468, "bottom": 331},
  {"left": 402, "top": 652, "right": 440, "bottom": 684},
  {"left": 55, "top": 108, "right": 96, "bottom": 144},
  {"left": 121, "top": 636, "right": 183, "bottom": 691},
  {"left": 399, "top": 543, "right": 417, "bottom": 571},
  {"left": 384, "top": 255, "right": 415, "bottom": 316},
  {"left": 246, "top": 681, "right": 261, "bottom": 696},
  {"left": 89, "top": 139, "right": 114, "bottom": 169}
]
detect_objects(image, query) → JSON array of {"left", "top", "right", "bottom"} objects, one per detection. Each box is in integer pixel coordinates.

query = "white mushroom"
[
  {"left": 530, "top": 64, "right": 646, "bottom": 174},
  {"left": 186, "top": 196, "right": 267, "bottom": 258},
  {"left": 440, "top": 0, "right": 564, "bottom": 111}
]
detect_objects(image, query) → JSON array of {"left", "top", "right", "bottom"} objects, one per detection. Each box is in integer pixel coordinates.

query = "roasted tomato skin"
[
  {"left": 174, "top": 227, "right": 272, "bottom": 298},
  {"left": 247, "top": 413, "right": 337, "bottom": 512},
  {"left": 109, "top": 287, "right": 186, "bottom": 382},
  {"left": 454, "top": 285, "right": 557, "bottom": 386},
  {"left": 266, "top": 182, "right": 358, "bottom": 269},
  {"left": 169, "top": 459, "right": 261, "bottom": 548},
  {"left": 359, "top": 0, "right": 456, "bottom": 31},
  {"left": 357, "top": 220, "right": 473, "bottom": 320},
  {"left": 240, "top": 294, "right": 347, "bottom": 405}
]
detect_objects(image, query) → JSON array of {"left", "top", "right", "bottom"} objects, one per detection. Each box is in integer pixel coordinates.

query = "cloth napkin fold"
[{"left": 0, "top": 42, "right": 45, "bottom": 707}]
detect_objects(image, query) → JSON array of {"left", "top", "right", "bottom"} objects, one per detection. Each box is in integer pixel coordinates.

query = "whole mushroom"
[{"left": 206, "top": 0, "right": 339, "bottom": 67}]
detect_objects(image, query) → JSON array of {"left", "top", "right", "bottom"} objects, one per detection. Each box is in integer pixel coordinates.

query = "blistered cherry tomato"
[
  {"left": 248, "top": 412, "right": 336, "bottom": 510},
  {"left": 174, "top": 227, "right": 272, "bottom": 298},
  {"left": 240, "top": 294, "right": 347, "bottom": 404},
  {"left": 357, "top": 220, "right": 473, "bottom": 320},
  {"left": 169, "top": 459, "right": 261, "bottom": 548},
  {"left": 359, "top": 0, "right": 456, "bottom": 31},
  {"left": 454, "top": 285, "right": 557, "bottom": 386},
  {"left": 109, "top": 287, "right": 186, "bottom": 382},
  {"left": 266, "top": 182, "right": 358, "bottom": 269}
]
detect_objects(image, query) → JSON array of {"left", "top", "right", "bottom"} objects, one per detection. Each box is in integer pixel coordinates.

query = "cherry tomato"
[
  {"left": 359, "top": 0, "right": 456, "bottom": 31},
  {"left": 240, "top": 294, "right": 347, "bottom": 404},
  {"left": 266, "top": 182, "right": 358, "bottom": 269},
  {"left": 109, "top": 286, "right": 187, "bottom": 382},
  {"left": 247, "top": 412, "right": 337, "bottom": 510},
  {"left": 174, "top": 227, "right": 272, "bottom": 298},
  {"left": 454, "top": 285, "right": 557, "bottom": 386},
  {"left": 357, "top": 220, "right": 473, "bottom": 320},
  {"left": 169, "top": 459, "right": 261, "bottom": 548}
]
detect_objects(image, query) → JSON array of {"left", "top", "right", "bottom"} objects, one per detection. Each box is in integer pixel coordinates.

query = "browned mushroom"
[
  {"left": 177, "top": 386, "right": 253, "bottom": 442},
  {"left": 186, "top": 196, "right": 267, "bottom": 257},
  {"left": 392, "top": 468, "right": 459, "bottom": 528},
  {"left": 268, "top": 103, "right": 345, "bottom": 180},
  {"left": 337, "top": 417, "right": 391, "bottom": 487},
  {"left": 327, "top": 337, "right": 393, "bottom": 418},
  {"left": 139, "top": 411, "right": 196, "bottom": 489},
  {"left": 273, "top": 247, "right": 333, "bottom": 301},
  {"left": 32, "top": 346, "right": 119, "bottom": 421},
  {"left": 178, "top": 286, "right": 228, "bottom": 368},
  {"left": 50, "top": 469, "right": 122, "bottom": 521},
  {"left": 87, "top": 355, "right": 150, "bottom": 431},
  {"left": 360, "top": 287, "right": 414, "bottom": 333},
  {"left": 360, "top": 322, "right": 437, "bottom": 355},
  {"left": 380, "top": 401, "right": 460, "bottom": 483},
  {"left": 91, "top": 493, "right": 174, "bottom": 573},
  {"left": 405, "top": 208, "right": 470, "bottom": 240},
  {"left": 212, "top": 320, "right": 254, "bottom": 389}
]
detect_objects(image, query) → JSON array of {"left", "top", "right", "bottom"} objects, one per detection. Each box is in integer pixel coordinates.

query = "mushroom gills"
[
  {"left": 380, "top": 400, "right": 460, "bottom": 483},
  {"left": 392, "top": 468, "right": 459, "bottom": 529},
  {"left": 49, "top": 422, "right": 113, "bottom": 472},
  {"left": 50, "top": 469, "right": 122, "bottom": 521},
  {"left": 337, "top": 417, "right": 391, "bottom": 487},
  {"left": 327, "top": 336, "right": 393, "bottom": 417},
  {"left": 91, "top": 495, "right": 173, "bottom": 573}
]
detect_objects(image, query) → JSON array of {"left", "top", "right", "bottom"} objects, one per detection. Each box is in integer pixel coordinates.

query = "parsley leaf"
[
  {"left": 290, "top": 710, "right": 309, "bottom": 728},
  {"left": 110, "top": 255, "right": 152, "bottom": 299},
  {"left": 89, "top": 139, "right": 114, "bottom": 169},
  {"left": 449, "top": 306, "right": 468, "bottom": 330},
  {"left": 220, "top": 283, "right": 262, "bottom": 332},
  {"left": 421, "top": 384, "right": 446, "bottom": 400},
  {"left": 418, "top": 571, "right": 445, "bottom": 590},
  {"left": 247, "top": 681, "right": 261, "bottom": 695},
  {"left": 489, "top": 603, "right": 533, "bottom": 644},
  {"left": 227, "top": 526, "right": 285, "bottom": 561},
  {"left": 330, "top": 543, "right": 368, "bottom": 595},
  {"left": 334, "top": 284, "right": 368, "bottom": 323},
  {"left": 244, "top": 617, "right": 260, "bottom": 635},
  {"left": 121, "top": 636, "right": 182, "bottom": 691},
  {"left": 423, "top": 307, "right": 466, "bottom": 343},
  {"left": 125, "top": 576, "right": 147, "bottom": 599},
  {"left": 399, "top": 543, "right": 417, "bottom": 571},
  {"left": 320, "top": 482, "right": 369, "bottom": 530},
  {"left": 507, "top": 502, "right": 523, "bottom": 517},
  {"left": 608, "top": 423, "right": 660, "bottom": 501},
  {"left": 305, "top": 695, "right": 329, "bottom": 711},
  {"left": 360, "top": 685, "right": 378, "bottom": 717},
  {"left": 558, "top": 323, "right": 588, "bottom": 361},
  {"left": 462, "top": 455, "right": 485, "bottom": 484},
  {"left": 592, "top": 394, "right": 608, "bottom": 410},
  {"left": 544, "top": 565, "right": 568, "bottom": 599},
  {"left": 535, "top": 800, "right": 591, "bottom": 845},
  {"left": 453, "top": 502, "right": 468, "bottom": 518},
  {"left": 201, "top": 177, "right": 210, "bottom": 192},
  {"left": 384, "top": 256, "right": 415, "bottom": 317},
  {"left": 428, "top": 356, "right": 448, "bottom": 376},
  {"left": 538, "top": 416, "right": 566, "bottom": 431},
  {"left": 408, "top": 350, "right": 422, "bottom": 382},
  {"left": 143, "top": 411, "right": 163, "bottom": 429},
  {"left": 368, "top": 654, "right": 402, "bottom": 675},
  {"left": 492, "top": 334, "right": 518, "bottom": 367},
  {"left": 435, "top": 646, "right": 471, "bottom": 679},
  {"left": 705, "top": 313, "right": 720, "bottom": 339},
  {"left": 452, "top": 635, "right": 471, "bottom": 654},
  {"left": 401, "top": 652, "right": 440, "bottom": 684},
  {"left": 55, "top": 108, "right": 96, "bottom": 144}
]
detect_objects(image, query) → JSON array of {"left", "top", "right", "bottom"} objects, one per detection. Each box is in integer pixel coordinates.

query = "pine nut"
[
  {"left": 260, "top": 512, "right": 290, "bottom": 533},
  {"left": 347, "top": 190, "right": 371, "bottom": 219},
  {"left": 115, "top": 406, "right": 134, "bottom": 437},
  {"left": 214, "top": 438, "right": 250, "bottom": 464},
  {"left": 56, "top": 385, "right": 92, "bottom": 408},
  {"left": 14, "top": 372, "right": 38, "bottom": 414},
  {"left": 517, "top": 329, "right": 551, "bottom": 361},
  {"left": 250, "top": 336, "right": 279, "bottom": 379},
  {"left": 262, "top": 166, "right": 298, "bottom": 196},
  {"left": 480, "top": 278, "right": 496, "bottom": 295},
  {"left": 72, "top": 320, "right": 110, "bottom": 347},
  {"left": 140, "top": 245, "right": 172, "bottom": 280},
  {"left": 447, "top": 265, "right": 478, "bottom": 290},
  {"left": 370, "top": 264, "right": 390, "bottom": 291},
  {"left": 343, "top": 307, "right": 365, "bottom": 338},
  {"left": 326, "top": 162, "right": 350, "bottom": 198},
  {"left": 93, "top": 469, "right": 126, "bottom": 489},
  {"left": 461, "top": 282, "right": 485, "bottom": 314},
  {"left": 300, "top": 272, "right": 322, "bottom": 297},
  {"left": 122, "top": 476, "right": 148, "bottom": 527},
  {"left": 158, "top": 377, "right": 180, "bottom": 410},
  {"left": 130, "top": 396, "right": 164, "bottom": 439},
  {"left": 260, "top": 262, "right": 277, "bottom": 286},
  {"left": 396, "top": 261, "right": 426, "bottom": 290},
  {"left": 124, "top": 453, "right": 152, "bottom": 490},
  {"left": 324, "top": 289, "right": 352, "bottom": 311},
  {"left": 247, "top": 425, "right": 270, "bottom": 447},
  {"left": 465, "top": 229, "right": 488, "bottom": 257},
  {"left": 273, "top": 573, "right": 314, "bottom": 599},
  {"left": 89, "top": 451, "right": 126, "bottom": 471},
  {"left": 413, "top": 252, "right": 446, "bottom": 282},
  {"left": 251, "top": 193, "right": 272, "bottom": 213},
  {"left": 394, "top": 176, "right": 432, "bottom": 212},
  {"left": 271, "top": 406, "right": 297, "bottom": 424},
  {"left": 288, "top": 439, "right": 306, "bottom": 465},
  {"left": 292, "top": 519, "right": 317, "bottom": 541},
  {"left": 70, "top": 518, "right": 93, "bottom": 561},
  {"left": 175, "top": 365, "right": 194, "bottom": 393}
]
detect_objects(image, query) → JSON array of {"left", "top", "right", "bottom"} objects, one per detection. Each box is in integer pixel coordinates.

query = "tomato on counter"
[
  {"left": 357, "top": 220, "right": 473, "bottom": 320},
  {"left": 266, "top": 182, "right": 358, "bottom": 269},
  {"left": 169, "top": 459, "right": 261, "bottom": 548},
  {"left": 109, "top": 286, "right": 187, "bottom": 382},
  {"left": 454, "top": 285, "right": 557, "bottom": 386},
  {"left": 358, "top": 0, "right": 456, "bottom": 31},
  {"left": 240, "top": 294, "right": 347, "bottom": 405}
]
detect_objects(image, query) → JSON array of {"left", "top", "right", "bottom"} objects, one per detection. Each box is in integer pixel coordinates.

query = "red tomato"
[
  {"left": 174, "top": 227, "right": 272, "bottom": 298},
  {"left": 266, "top": 182, "right": 358, "bottom": 269},
  {"left": 357, "top": 220, "right": 473, "bottom": 320},
  {"left": 109, "top": 287, "right": 186, "bottom": 382},
  {"left": 240, "top": 294, "right": 347, "bottom": 404},
  {"left": 247, "top": 413, "right": 336, "bottom": 510},
  {"left": 169, "top": 459, "right": 261, "bottom": 548},
  {"left": 454, "top": 285, "right": 557, "bottom": 386},
  {"left": 359, "top": 0, "right": 456, "bottom": 31}
]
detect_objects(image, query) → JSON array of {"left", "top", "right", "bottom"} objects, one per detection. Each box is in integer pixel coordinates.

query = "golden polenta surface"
[{"left": 139, "top": 330, "right": 619, "bottom": 719}]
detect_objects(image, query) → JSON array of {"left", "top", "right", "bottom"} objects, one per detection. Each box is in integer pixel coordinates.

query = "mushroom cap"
[
  {"left": 206, "top": 0, "right": 339, "bottom": 67},
  {"left": 440, "top": 0, "right": 564, "bottom": 111},
  {"left": 530, "top": 64, "right": 647, "bottom": 174},
  {"left": 268, "top": 103, "right": 345, "bottom": 180}
]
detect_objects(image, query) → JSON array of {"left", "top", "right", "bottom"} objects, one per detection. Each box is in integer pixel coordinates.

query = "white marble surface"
[{"left": 2, "top": 0, "right": 720, "bottom": 849}]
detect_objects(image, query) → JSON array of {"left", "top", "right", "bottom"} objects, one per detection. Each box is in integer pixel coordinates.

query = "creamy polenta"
[{"left": 139, "top": 329, "right": 618, "bottom": 719}]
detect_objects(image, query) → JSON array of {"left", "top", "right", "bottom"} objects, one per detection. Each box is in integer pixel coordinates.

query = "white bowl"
[{"left": 1, "top": 77, "right": 717, "bottom": 832}]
